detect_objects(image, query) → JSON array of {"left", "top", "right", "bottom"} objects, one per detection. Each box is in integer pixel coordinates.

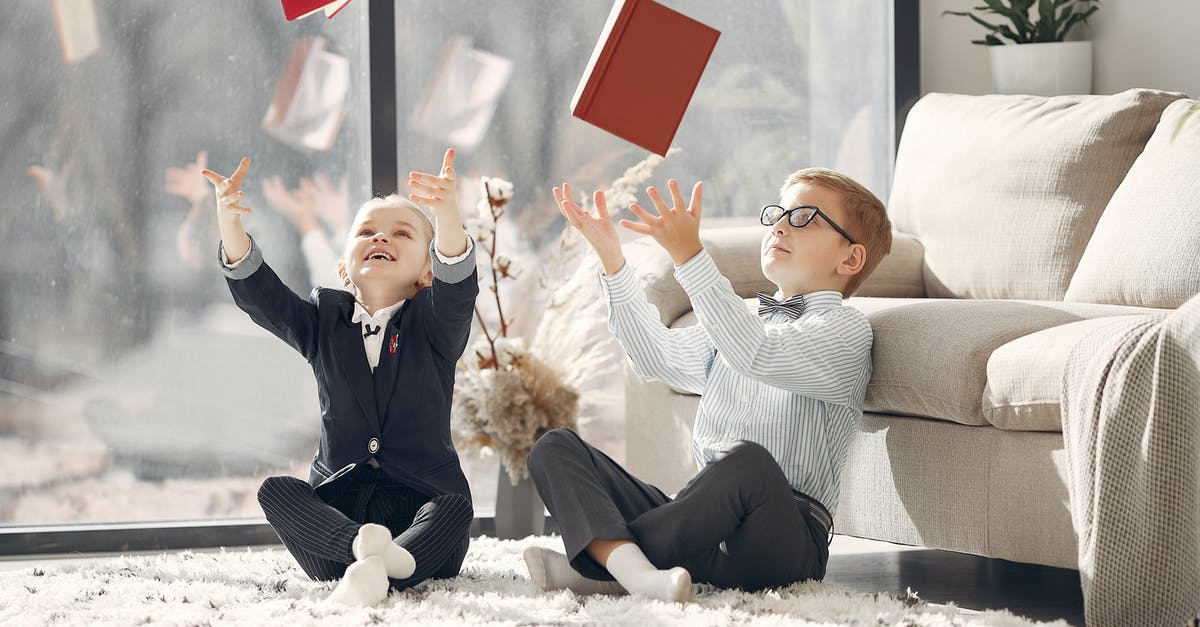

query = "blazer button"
[{"left": 368, "top": 438, "right": 380, "bottom": 454}]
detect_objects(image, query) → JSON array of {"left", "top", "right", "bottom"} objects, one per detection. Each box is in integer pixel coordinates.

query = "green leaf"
[
  {"left": 1035, "top": 0, "right": 1058, "bottom": 41},
  {"left": 980, "top": 0, "right": 1032, "bottom": 38},
  {"left": 1056, "top": 6, "right": 1099, "bottom": 40},
  {"left": 1038, "top": 0, "right": 1056, "bottom": 27},
  {"left": 1011, "top": 0, "right": 1038, "bottom": 15},
  {"left": 943, "top": 10, "right": 1009, "bottom": 37},
  {"left": 948, "top": 0, "right": 1100, "bottom": 45},
  {"left": 997, "top": 24, "right": 1029, "bottom": 44}
]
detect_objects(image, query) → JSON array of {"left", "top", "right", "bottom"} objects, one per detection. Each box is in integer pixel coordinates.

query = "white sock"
[
  {"left": 352, "top": 523, "right": 416, "bottom": 580},
  {"left": 326, "top": 556, "right": 388, "bottom": 606},
  {"left": 524, "top": 546, "right": 626, "bottom": 596},
  {"left": 603, "top": 542, "right": 692, "bottom": 603}
]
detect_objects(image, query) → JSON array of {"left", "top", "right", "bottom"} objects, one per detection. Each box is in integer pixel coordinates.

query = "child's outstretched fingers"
[
  {"left": 646, "top": 185, "right": 671, "bottom": 215},
  {"left": 552, "top": 186, "right": 578, "bottom": 228},
  {"left": 201, "top": 157, "right": 254, "bottom": 216},
  {"left": 555, "top": 183, "right": 622, "bottom": 260},
  {"left": 407, "top": 149, "right": 457, "bottom": 214},
  {"left": 688, "top": 181, "right": 703, "bottom": 216},
  {"left": 622, "top": 202, "right": 659, "bottom": 234},
  {"left": 229, "top": 157, "right": 252, "bottom": 188},
  {"left": 594, "top": 189, "right": 610, "bottom": 220}
]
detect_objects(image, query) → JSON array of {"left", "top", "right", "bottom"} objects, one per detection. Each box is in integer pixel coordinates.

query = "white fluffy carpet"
[{"left": 2, "top": 535, "right": 1064, "bottom": 626}]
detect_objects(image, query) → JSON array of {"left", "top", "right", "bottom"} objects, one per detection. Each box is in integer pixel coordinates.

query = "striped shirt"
[{"left": 601, "top": 249, "right": 873, "bottom": 516}]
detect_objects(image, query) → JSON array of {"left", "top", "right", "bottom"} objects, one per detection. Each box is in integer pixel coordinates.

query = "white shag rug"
[{"left": 2, "top": 535, "right": 1065, "bottom": 626}]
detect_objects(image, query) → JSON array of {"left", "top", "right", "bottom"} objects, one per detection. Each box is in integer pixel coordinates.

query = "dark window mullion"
[{"left": 369, "top": 0, "right": 398, "bottom": 195}]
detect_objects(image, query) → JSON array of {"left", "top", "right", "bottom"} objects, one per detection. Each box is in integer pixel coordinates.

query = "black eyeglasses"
[{"left": 760, "top": 204, "right": 857, "bottom": 245}]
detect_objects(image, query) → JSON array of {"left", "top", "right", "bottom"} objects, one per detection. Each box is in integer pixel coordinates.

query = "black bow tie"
[
  {"left": 362, "top": 324, "right": 382, "bottom": 339},
  {"left": 757, "top": 292, "right": 806, "bottom": 320}
]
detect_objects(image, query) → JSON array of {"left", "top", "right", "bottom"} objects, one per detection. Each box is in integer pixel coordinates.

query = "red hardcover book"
[
  {"left": 571, "top": 0, "right": 719, "bottom": 156},
  {"left": 280, "top": 0, "right": 351, "bottom": 21}
]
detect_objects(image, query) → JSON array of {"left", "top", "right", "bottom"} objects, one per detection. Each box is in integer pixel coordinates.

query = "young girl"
[{"left": 203, "top": 150, "right": 478, "bottom": 605}]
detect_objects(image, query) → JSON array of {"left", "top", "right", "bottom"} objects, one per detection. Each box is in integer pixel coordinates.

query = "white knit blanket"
[{"left": 1061, "top": 293, "right": 1200, "bottom": 626}]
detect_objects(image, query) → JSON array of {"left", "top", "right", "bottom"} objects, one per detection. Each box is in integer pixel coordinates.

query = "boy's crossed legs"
[
  {"left": 526, "top": 428, "right": 827, "bottom": 600},
  {"left": 257, "top": 472, "right": 472, "bottom": 605}
]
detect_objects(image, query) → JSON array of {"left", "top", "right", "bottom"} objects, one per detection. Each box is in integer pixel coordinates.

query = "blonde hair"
[
  {"left": 780, "top": 168, "right": 892, "bottom": 296},
  {"left": 352, "top": 194, "right": 435, "bottom": 244}
]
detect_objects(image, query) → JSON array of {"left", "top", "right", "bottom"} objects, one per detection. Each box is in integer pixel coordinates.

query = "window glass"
[{"left": 0, "top": 1, "right": 369, "bottom": 525}]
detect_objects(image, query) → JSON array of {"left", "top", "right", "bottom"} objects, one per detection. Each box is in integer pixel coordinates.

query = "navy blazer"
[{"left": 220, "top": 235, "right": 478, "bottom": 504}]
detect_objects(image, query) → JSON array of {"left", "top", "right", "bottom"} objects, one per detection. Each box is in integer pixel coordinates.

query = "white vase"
[{"left": 988, "top": 40, "right": 1093, "bottom": 96}]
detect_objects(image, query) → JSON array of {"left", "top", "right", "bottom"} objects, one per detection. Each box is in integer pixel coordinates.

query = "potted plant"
[{"left": 944, "top": 0, "right": 1100, "bottom": 96}]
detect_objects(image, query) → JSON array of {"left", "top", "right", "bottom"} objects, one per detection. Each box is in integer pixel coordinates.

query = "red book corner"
[
  {"left": 281, "top": 0, "right": 351, "bottom": 21},
  {"left": 571, "top": 0, "right": 720, "bottom": 156}
]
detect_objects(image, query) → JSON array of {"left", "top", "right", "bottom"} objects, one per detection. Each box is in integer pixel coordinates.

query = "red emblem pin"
[{"left": 389, "top": 334, "right": 398, "bottom": 355}]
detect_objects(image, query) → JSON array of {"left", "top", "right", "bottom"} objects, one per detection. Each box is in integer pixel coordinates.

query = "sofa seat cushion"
[
  {"left": 983, "top": 314, "right": 1168, "bottom": 432},
  {"left": 844, "top": 297, "right": 1168, "bottom": 426}
]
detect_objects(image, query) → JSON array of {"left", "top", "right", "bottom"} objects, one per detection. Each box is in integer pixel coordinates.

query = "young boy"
[
  {"left": 525, "top": 169, "right": 892, "bottom": 601},
  {"left": 203, "top": 150, "right": 478, "bottom": 606}
]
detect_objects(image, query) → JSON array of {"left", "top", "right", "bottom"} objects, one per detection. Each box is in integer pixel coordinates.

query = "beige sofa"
[{"left": 621, "top": 89, "right": 1200, "bottom": 570}]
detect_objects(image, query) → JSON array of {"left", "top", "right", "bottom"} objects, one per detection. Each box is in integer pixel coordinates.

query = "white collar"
[
  {"left": 351, "top": 299, "right": 405, "bottom": 326},
  {"left": 771, "top": 290, "right": 843, "bottom": 312}
]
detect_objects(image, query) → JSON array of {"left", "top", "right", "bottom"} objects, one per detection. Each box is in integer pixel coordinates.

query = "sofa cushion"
[
  {"left": 844, "top": 297, "right": 1170, "bottom": 426},
  {"left": 1065, "top": 98, "right": 1200, "bottom": 308},
  {"left": 889, "top": 89, "right": 1184, "bottom": 301},
  {"left": 852, "top": 231, "right": 925, "bottom": 298},
  {"left": 624, "top": 227, "right": 776, "bottom": 327},
  {"left": 983, "top": 315, "right": 1165, "bottom": 431}
]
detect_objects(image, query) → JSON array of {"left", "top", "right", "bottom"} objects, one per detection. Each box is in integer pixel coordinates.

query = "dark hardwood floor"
[{"left": 825, "top": 535, "right": 1084, "bottom": 625}]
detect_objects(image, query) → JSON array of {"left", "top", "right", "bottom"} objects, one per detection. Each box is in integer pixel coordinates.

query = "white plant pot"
[{"left": 988, "top": 40, "right": 1093, "bottom": 96}]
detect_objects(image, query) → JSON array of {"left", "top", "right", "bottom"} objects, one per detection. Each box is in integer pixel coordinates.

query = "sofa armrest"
[{"left": 622, "top": 227, "right": 926, "bottom": 324}]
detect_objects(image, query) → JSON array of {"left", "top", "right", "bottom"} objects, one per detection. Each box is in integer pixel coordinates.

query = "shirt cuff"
[
  {"left": 672, "top": 248, "right": 722, "bottom": 295},
  {"left": 599, "top": 260, "right": 641, "bottom": 305},
  {"left": 434, "top": 235, "right": 473, "bottom": 264},
  {"left": 218, "top": 235, "right": 263, "bottom": 280},
  {"left": 429, "top": 235, "right": 476, "bottom": 284}
]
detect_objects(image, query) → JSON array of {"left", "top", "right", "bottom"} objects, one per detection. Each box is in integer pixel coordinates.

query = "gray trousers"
[{"left": 528, "top": 428, "right": 829, "bottom": 592}]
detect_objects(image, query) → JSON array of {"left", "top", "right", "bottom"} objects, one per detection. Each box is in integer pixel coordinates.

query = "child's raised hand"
[
  {"left": 622, "top": 179, "right": 704, "bottom": 266},
  {"left": 201, "top": 157, "right": 253, "bottom": 220},
  {"left": 554, "top": 183, "right": 624, "bottom": 273},
  {"left": 408, "top": 148, "right": 459, "bottom": 217}
]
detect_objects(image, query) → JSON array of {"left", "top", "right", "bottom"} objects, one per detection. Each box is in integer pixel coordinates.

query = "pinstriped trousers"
[{"left": 256, "top": 466, "right": 472, "bottom": 591}]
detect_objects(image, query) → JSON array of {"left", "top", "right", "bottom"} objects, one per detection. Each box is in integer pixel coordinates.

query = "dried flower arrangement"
[
  {"left": 453, "top": 176, "right": 580, "bottom": 484},
  {"left": 452, "top": 151, "right": 678, "bottom": 485}
]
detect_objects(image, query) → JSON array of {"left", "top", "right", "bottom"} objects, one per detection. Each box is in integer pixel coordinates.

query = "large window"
[
  {"left": 1, "top": 2, "right": 370, "bottom": 527},
  {"left": 1, "top": 1, "right": 899, "bottom": 538}
]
